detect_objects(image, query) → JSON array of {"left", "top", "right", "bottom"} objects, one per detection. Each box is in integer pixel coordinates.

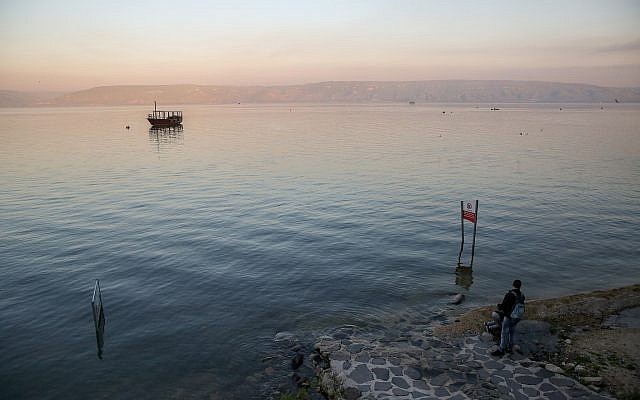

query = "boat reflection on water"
[{"left": 148, "top": 125, "right": 184, "bottom": 150}]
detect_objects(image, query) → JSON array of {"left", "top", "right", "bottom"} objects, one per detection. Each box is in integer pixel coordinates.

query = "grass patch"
[
  {"left": 276, "top": 388, "right": 310, "bottom": 400},
  {"left": 618, "top": 389, "right": 640, "bottom": 400}
]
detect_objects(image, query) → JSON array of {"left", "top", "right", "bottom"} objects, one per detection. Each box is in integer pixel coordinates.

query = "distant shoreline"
[
  {"left": 2, "top": 102, "right": 640, "bottom": 110},
  {"left": 3, "top": 80, "right": 640, "bottom": 107}
]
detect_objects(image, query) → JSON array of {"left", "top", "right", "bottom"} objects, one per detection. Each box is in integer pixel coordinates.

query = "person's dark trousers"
[{"left": 499, "top": 317, "right": 516, "bottom": 351}]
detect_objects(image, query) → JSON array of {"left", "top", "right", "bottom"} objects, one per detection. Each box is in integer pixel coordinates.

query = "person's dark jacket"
[{"left": 497, "top": 288, "right": 523, "bottom": 318}]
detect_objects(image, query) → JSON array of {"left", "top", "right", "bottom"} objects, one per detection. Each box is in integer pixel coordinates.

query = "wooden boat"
[{"left": 147, "top": 101, "right": 182, "bottom": 127}]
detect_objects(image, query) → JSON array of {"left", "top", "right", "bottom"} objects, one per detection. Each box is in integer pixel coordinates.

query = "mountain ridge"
[{"left": 3, "top": 80, "right": 640, "bottom": 107}]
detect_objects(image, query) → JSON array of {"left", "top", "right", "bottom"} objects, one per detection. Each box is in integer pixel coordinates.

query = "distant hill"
[
  {"left": 0, "top": 90, "right": 65, "bottom": 107},
  {"left": 3, "top": 81, "right": 640, "bottom": 107}
]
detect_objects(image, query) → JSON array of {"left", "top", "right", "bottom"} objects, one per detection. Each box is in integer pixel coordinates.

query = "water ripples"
[{"left": 1, "top": 104, "right": 639, "bottom": 399}]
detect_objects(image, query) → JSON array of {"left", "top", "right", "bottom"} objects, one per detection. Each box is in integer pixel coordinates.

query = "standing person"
[{"left": 491, "top": 279, "right": 525, "bottom": 356}]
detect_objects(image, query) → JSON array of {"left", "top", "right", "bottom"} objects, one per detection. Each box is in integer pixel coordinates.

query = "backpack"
[{"left": 510, "top": 290, "right": 525, "bottom": 320}]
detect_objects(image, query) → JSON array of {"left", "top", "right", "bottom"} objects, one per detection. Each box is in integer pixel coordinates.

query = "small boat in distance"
[{"left": 147, "top": 101, "right": 182, "bottom": 127}]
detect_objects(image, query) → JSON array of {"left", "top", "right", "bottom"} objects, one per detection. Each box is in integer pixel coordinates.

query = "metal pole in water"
[
  {"left": 457, "top": 201, "right": 464, "bottom": 266},
  {"left": 470, "top": 200, "right": 479, "bottom": 268}
]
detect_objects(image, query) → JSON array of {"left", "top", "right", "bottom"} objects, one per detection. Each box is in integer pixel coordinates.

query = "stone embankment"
[
  {"left": 309, "top": 284, "right": 640, "bottom": 399},
  {"left": 313, "top": 324, "right": 609, "bottom": 399}
]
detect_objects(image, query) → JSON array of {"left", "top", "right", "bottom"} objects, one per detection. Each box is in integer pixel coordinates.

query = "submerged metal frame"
[{"left": 91, "top": 279, "right": 105, "bottom": 358}]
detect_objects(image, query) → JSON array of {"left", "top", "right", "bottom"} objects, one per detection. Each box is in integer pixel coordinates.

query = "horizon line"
[{"left": 4, "top": 78, "right": 640, "bottom": 93}]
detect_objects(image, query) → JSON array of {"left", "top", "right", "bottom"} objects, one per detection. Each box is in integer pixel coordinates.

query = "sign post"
[{"left": 458, "top": 200, "right": 479, "bottom": 267}]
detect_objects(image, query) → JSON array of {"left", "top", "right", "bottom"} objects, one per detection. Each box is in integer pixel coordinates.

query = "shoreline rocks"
[
  {"left": 307, "top": 284, "right": 640, "bottom": 399},
  {"left": 272, "top": 285, "right": 639, "bottom": 399},
  {"left": 312, "top": 324, "right": 612, "bottom": 399}
]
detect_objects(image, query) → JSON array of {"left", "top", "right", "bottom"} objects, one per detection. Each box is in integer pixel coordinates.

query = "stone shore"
[{"left": 313, "top": 323, "right": 612, "bottom": 400}]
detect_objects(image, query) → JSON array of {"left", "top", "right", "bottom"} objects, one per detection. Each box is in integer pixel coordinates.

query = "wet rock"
[
  {"left": 581, "top": 376, "right": 603, "bottom": 385},
  {"left": 292, "top": 372, "right": 307, "bottom": 387},
  {"left": 574, "top": 364, "right": 586, "bottom": 374},
  {"left": 544, "top": 363, "right": 564, "bottom": 373},
  {"left": 309, "top": 352, "right": 321, "bottom": 364},
  {"left": 450, "top": 293, "right": 465, "bottom": 305},
  {"left": 291, "top": 353, "right": 304, "bottom": 370}
]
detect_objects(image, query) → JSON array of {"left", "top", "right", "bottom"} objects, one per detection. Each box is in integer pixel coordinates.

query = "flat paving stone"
[
  {"left": 349, "top": 364, "right": 374, "bottom": 384},
  {"left": 515, "top": 375, "right": 544, "bottom": 385},
  {"left": 392, "top": 387, "right": 410, "bottom": 396},
  {"left": 405, "top": 366, "right": 422, "bottom": 380},
  {"left": 550, "top": 376, "right": 576, "bottom": 387},
  {"left": 540, "top": 382, "right": 557, "bottom": 392},
  {"left": 430, "top": 373, "right": 449, "bottom": 386},
  {"left": 494, "top": 369, "right": 513, "bottom": 379},
  {"left": 484, "top": 360, "right": 505, "bottom": 370},
  {"left": 389, "top": 356, "right": 402, "bottom": 366},
  {"left": 391, "top": 376, "right": 410, "bottom": 389},
  {"left": 373, "top": 381, "right": 392, "bottom": 391},
  {"left": 413, "top": 379, "right": 429, "bottom": 390},
  {"left": 434, "top": 387, "right": 449, "bottom": 397},
  {"left": 536, "top": 368, "right": 556, "bottom": 379},
  {"left": 372, "top": 367, "right": 389, "bottom": 380},
  {"left": 547, "top": 391, "right": 568, "bottom": 400},
  {"left": 514, "top": 390, "right": 529, "bottom": 400}
]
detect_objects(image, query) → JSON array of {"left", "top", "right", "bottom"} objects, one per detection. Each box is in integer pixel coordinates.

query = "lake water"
[{"left": 1, "top": 103, "right": 639, "bottom": 399}]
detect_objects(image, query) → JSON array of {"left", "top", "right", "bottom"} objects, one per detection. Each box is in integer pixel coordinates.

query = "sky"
[{"left": 1, "top": 0, "right": 639, "bottom": 91}]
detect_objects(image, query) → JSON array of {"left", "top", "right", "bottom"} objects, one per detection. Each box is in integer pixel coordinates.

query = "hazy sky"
[{"left": 1, "top": 0, "right": 639, "bottom": 91}]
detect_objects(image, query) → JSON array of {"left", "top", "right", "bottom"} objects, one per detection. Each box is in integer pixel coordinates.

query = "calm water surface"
[{"left": 1, "top": 104, "right": 639, "bottom": 399}]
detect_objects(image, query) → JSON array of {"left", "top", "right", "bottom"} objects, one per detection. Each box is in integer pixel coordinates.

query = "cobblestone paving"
[{"left": 315, "top": 326, "right": 612, "bottom": 400}]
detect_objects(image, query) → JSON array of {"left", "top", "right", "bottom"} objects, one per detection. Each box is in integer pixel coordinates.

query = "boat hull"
[{"left": 147, "top": 117, "right": 182, "bottom": 127}]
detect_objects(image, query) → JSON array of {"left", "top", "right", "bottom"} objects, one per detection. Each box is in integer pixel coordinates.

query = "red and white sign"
[{"left": 462, "top": 200, "right": 476, "bottom": 223}]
